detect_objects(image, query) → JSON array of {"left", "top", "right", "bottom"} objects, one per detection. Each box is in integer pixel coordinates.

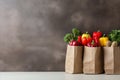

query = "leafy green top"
[
  {"left": 64, "top": 28, "right": 81, "bottom": 43},
  {"left": 108, "top": 30, "right": 120, "bottom": 43}
]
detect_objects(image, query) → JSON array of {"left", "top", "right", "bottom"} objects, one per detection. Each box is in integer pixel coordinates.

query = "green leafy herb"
[
  {"left": 72, "top": 28, "right": 81, "bottom": 40},
  {"left": 64, "top": 28, "right": 81, "bottom": 43},
  {"left": 108, "top": 30, "right": 120, "bottom": 43},
  {"left": 64, "top": 33, "right": 73, "bottom": 43}
]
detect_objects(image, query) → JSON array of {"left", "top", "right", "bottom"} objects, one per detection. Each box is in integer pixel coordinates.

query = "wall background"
[{"left": 0, "top": 0, "right": 120, "bottom": 71}]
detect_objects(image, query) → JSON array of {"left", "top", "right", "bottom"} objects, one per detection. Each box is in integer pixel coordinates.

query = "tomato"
[{"left": 82, "top": 37, "right": 88, "bottom": 45}]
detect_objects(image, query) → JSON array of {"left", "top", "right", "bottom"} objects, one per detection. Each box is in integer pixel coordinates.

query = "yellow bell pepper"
[
  {"left": 99, "top": 35, "right": 109, "bottom": 46},
  {"left": 82, "top": 32, "right": 91, "bottom": 38}
]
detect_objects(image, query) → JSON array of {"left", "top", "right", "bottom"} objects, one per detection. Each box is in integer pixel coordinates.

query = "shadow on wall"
[{"left": 0, "top": 0, "right": 120, "bottom": 71}]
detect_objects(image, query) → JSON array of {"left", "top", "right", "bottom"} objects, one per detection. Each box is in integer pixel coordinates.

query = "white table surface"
[{"left": 0, "top": 72, "right": 120, "bottom": 80}]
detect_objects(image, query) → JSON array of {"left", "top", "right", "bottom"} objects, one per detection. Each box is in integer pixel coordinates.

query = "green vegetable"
[
  {"left": 64, "top": 33, "right": 73, "bottom": 43},
  {"left": 108, "top": 30, "right": 120, "bottom": 43},
  {"left": 72, "top": 28, "right": 81, "bottom": 40},
  {"left": 64, "top": 28, "right": 81, "bottom": 43}
]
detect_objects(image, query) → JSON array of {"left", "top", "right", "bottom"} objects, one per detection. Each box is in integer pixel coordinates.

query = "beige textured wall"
[{"left": 0, "top": 0, "right": 120, "bottom": 71}]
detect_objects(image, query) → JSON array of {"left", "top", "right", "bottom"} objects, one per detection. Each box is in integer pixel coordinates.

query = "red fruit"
[
  {"left": 87, "top": 40, "right": 98, "bottom": 47},
  {"left": 97, "top": 31, "right": 102, "bottom": 38},
  {"left": 69, "top": 40, "right": 80, "bottom": 46},
  {"left": 69, "top": 41, "right": 73, "bottom": 46},
  {"left": 87, "top": 42, "right": 91, "bottom": 47},
  {"left": 93, "top": 37, "right": 100, "bottom": 46},
  {"left": 77, "top": 36, "right": 82, "bottom": 43},
  {"left": 87, "top": 37, "right": 92, "bottom": 43},
  {"left": 82, "top": 37, "right": 88, "bottom": 45},
  {"left": 93, "top": 31, "right": 102, "bottom": 38},
  {"left": 91, "top": 40, "right": 97, "bottom": 47},
  {"left": 93, "top": 32, "right": 97, "bottom": 38},
  {"left": 72, "top": 41, "right": 80, "bottom": 46}
]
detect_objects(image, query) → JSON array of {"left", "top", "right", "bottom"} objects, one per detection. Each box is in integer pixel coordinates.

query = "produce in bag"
[
  {"left": 83, "top": 31, "right": 103, "bottom": 74},
  {"left": 64, "top": 28, "right": 83, "bottom": 73},
  {"left": 104, "top": 30, "right": 120, "bottom": 74}
]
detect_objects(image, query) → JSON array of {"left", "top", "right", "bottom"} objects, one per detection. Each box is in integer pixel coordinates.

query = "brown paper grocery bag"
[
  {"left": 83, "top": 46, "right": 103, "bottom": 74},
  {"left": 65, "top": 45, "right": 83, "bottom": 74},
  {"left": 104, "top": 47, "right": 120, "bottom": 74}
]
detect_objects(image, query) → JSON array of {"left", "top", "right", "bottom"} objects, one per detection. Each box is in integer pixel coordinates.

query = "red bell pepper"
[
  {"left": 93, "top": 36, "right": 100, "bottom": 46},
  {"left": 93, "top": 31, "right": 102, "bottom": 38},
  {"left": 77, "top": 36, "right": 82, "bottom": 44}
]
